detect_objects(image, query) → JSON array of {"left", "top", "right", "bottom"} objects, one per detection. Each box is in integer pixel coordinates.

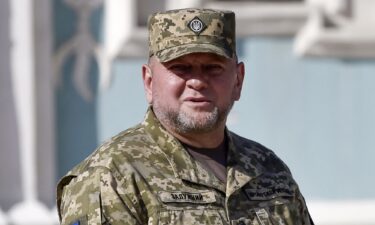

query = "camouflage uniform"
[
  {"left": 57, "top": 108, "right": 312, "bottom": 225},
  {"left": 57, "top": 8, "right": 313, "bottom": 225}
]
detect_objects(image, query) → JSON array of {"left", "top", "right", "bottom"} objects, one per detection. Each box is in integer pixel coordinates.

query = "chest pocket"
[
  {"left": 158, "top": 208, "right": 228, "bottom": 225},
  {"left": 230, "top": 208, "right": 273, "bottom": 225},
  {"left": 156, "top": 190, "right": 228, "bottom": 225},
  {"left": 231, "top": 207, "right": 292, "bottom": 225}
]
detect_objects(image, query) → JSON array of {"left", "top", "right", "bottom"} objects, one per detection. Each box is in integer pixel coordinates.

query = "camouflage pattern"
[
  {"left": 57, "top": 108, "right": 313, "bottom": 225},
  {"left": 148, "top": 8, "right": 236, "bottom": 62}
]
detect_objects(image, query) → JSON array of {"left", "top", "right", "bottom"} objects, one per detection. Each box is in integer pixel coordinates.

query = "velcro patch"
[
  {"left": 245, "top": 187, "right": 294, "bottom": 200},
  {"left": 244, "top": 173, "right": 295, "bottom": 201},
  {"left": 158, "top": 191, "right": 216, "bottom": 204}
]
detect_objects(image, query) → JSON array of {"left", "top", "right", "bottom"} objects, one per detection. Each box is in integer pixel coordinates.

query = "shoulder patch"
[
  {"left": 245, "top": 187, "right": 294, "bottom": 201},
  {"left": 244, "top": 172, "right": 296, "bottom": 201}
]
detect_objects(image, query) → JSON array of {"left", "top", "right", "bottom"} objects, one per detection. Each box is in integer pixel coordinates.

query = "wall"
[
  {"left": 1, "top": 0, "right": 373, "bottom": 223},
  {"left": 234, "top": 37, "right": 375, "bottom": 200}
]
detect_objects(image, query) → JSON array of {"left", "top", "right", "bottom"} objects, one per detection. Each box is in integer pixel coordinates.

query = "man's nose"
[{"left": 186, "top": 74, "right": 208, "bottom": 90}]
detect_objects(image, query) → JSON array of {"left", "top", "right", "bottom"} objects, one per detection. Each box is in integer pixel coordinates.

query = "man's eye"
[
  {"left": 169, "top": 64, "right": 191, "bottom": 73},
  {"left": 205, "top": 64, "right": 223, "bottom": 73}
]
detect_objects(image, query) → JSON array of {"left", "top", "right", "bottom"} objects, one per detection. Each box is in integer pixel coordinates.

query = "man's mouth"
[{"left": 183, "top": 97, "right": 212, "bottom": 108}]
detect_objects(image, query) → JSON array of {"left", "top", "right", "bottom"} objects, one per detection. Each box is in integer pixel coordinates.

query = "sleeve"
[
  {"left": 267, "top": 150, "right": 314, "bottom": 225},
  {"left": 57, "top": 167, "right": 145, "bottom": 225},
  {"left": 294, "top": 188, "right": 314, "bottom": 225}
]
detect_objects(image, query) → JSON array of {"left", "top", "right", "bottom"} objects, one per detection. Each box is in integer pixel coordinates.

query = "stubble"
[{"left": 153, "top": 99, "right": 233, "bottom": 134}]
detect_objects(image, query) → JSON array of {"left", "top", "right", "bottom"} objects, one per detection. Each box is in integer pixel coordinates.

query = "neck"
[{"left": 164, "top": 124, "right": 226, "bottom": 148}]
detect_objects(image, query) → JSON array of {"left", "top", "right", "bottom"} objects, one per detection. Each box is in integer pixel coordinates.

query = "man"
[{"left": 57, "top": 8, "right": 314, "bottom": 225}]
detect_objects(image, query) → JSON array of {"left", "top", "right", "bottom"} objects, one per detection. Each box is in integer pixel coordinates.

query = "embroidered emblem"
[
  {"left": 188, "top": 17, "right": 206, "bottom": 35},
  {"left": 245, "top": 187, "right": 294, "bottom": 200}
]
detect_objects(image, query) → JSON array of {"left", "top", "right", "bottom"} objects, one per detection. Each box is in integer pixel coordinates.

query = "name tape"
[{"left": 159, "top": 191, "right": 216, "bottom": 204}]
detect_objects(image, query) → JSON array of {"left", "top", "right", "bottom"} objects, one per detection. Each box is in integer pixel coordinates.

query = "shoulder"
[
  {"left": 229, "top": 132, "right": 313, "bottom": 223},
  {"left": 57, "top": 165, "right": 108, "bottom": 224},
  {"left": 57, "top": 123, "right": 156, "bottom": 222},
  {"left": 67, "top": 123, "right": 152, "bottom": 176},
  {"left": 57, "top": 123, "right": 152, "bottom": 207},
  {"left": 228, "top": 131, "right": 292, "bottom": 174}
]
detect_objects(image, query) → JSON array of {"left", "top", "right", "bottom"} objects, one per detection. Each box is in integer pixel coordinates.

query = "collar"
[
  {"left": 142, "top": 107, "right": 265, "bottom": 195},
  {"left": 225, "top": 131, "right": 265, "bottom": 197}
]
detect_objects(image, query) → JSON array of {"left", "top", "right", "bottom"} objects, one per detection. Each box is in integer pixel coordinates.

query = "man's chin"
[
  {"left": 180, "top": 108, "right": 217, "bottom": 121},
  {"left": 181, "top": 105, "right": 216, "bottom": 115},
  {"left": 174, "top": 110, "right": 220, "bottom": 133}
]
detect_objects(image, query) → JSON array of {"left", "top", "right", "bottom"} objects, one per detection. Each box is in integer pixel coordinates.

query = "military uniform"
[
  {"left": 57, "top": 8, "right": 313, "bottom": 225},
  {"left": 57, "top": 108, "right": 312, "bottom": 225}
]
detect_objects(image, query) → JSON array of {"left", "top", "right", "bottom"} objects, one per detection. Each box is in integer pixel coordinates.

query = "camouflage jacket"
[{"left": 57, "top": 108, "right": 313, "bottom": 225}]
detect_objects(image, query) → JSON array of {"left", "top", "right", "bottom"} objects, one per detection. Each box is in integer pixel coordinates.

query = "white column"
[
  {"left": 8, "top": 0, "right": 53, "bottom": 224},
  {"left": 0, "top": 0, "right": 11, "bottom": 223},
  {"left": 34, "top": 0, "right": 58, "bottom": 215},
  {"left": 105, "top": 0, "right": 136, "bottom": 61},
  {"left": 102, "top": 0, "right": 137, "bottom": 89},
  {"left": 0, "top": 209, "right": 7, "bottom": 225},
  {"left": 166, "top": 0, "right": 202, "bottom": 10}
]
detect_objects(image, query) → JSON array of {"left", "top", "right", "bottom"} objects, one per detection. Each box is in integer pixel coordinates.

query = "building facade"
[{"left": 1, "top": 0, "right": 375, "bottom": 224}]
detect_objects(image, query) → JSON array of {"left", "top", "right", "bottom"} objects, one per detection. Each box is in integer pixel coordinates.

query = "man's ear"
[
  {"left": 142, "top": 64, "right": 153, "bottom": 104},
  {"left": 233, "top": 61, "right": 245, "bottom": 101}
]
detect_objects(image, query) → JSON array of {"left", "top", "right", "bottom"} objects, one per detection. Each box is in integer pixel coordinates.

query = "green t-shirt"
[{"left": 183, "top": 138, "right": 227, "bottom": 183}]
